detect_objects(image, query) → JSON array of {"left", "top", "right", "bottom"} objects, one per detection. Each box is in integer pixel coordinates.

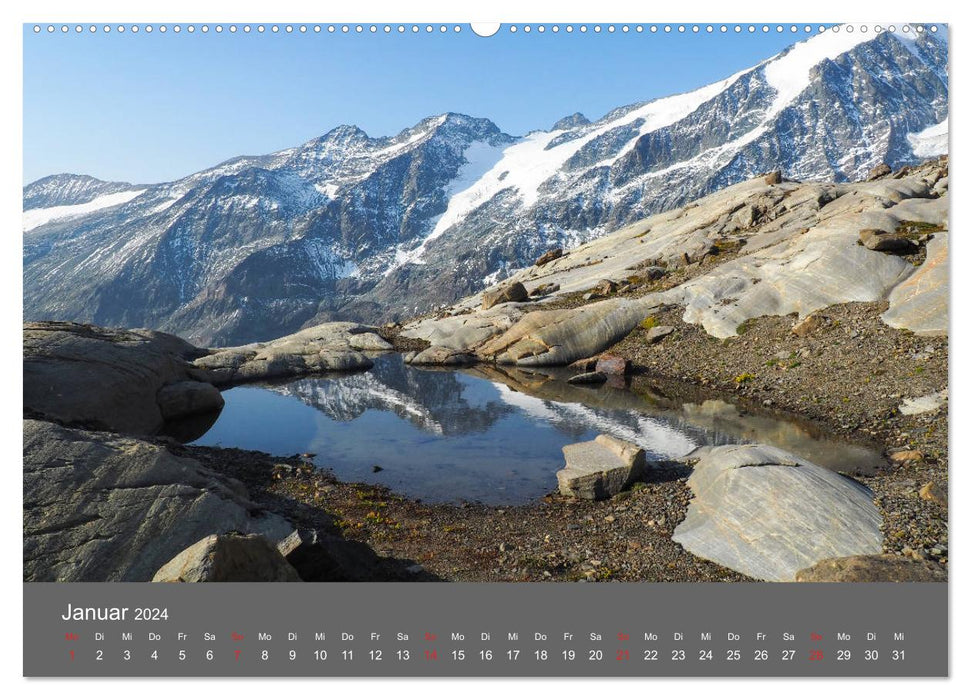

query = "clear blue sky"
[{"left": 23, "top": 24, "right": 805, "bottom": 185}]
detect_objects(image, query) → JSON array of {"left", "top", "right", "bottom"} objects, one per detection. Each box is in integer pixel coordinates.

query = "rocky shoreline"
[{"left": 23, "top": 161, "right": 949, "bottom": 584}]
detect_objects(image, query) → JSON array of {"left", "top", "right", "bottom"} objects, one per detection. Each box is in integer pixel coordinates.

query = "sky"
[{"left": 23, "top": 24, "right": 808, "bottom": 185}]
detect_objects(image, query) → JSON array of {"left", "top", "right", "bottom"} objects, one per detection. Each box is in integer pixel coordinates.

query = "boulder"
[
  {"left": 859, "top": 228, "right": 916, "bottom": 252},
  {"left": 899, "top": 390, "right": 947, "bottom": 416},
  {"left": 595, "top": 354, "right": 631, "bottom": 376},
  {"left": 889, "top": 449, "right": 924, "bottom": 463},
  {"left": 919, "top": 482, "right": 947, "bottom": 507},
  {"left": 795, "top": 555, "right": 946, "bottom": 583},
  {"left": 567, "top": 371, "right": 607, "bottom": 385},
  {"left": 476, "top": 299, "right": 659, "bottom": 367},
  {"left": 23, "top": 419, "right": 293, "bottom": 582},
  {"left": 481, "top": 282, "right": 528, "bottom": 310},
  {"left": 557, "top": 435, "right": 646, "bottom": 500},
  {"left": 671, "top": 444, "right": 883, "bottom": 582},
  {"left": 867, "top": 163, "right": 892, "bottom": 180},
  {"left": 157, "top": 381, "right": 224, "bottom": 421},
  {"left": 407, "top": 345, "right": 478, "bottom": 366},
  {"left": 645, "top": 325, "right": 675, "bottom": 344},
  {"left": 24, "top": 321, "right": 210, "bottom": 435},
  {"left": 277, "top": 529, "right": 383, "bottom": 581},
  {"left": 594, "top": 279, "right": 618, "bottom": 296},
  {"left": 152, "top": 534, "right": 301, "bottom": 583},
  {"left": 535, "top": 248, "right": 564, "bottom": 266},
  {"left": 791, "top": 314, "right": 825, "bottom": 337},
  {"left": 640, "top": 266, "right": 668, "bottom": 281}
]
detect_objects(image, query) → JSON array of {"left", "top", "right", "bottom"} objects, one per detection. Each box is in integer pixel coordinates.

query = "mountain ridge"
[{"left": 24, "top": 26, "right": 948, "bottom": 345}]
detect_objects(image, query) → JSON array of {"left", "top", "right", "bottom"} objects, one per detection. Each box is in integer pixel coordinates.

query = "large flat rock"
[
  {"left": 24, "top": 321, "right": 215, "bottom": 435},
  {"left": 23, "top": 419, "right": 292, "bottom": 582},
  {"left": 672, "top": 444, "right": 883, "bottom": 582},
  {"left": 194, "top": 321, "right": 383, "bottom": 386}
]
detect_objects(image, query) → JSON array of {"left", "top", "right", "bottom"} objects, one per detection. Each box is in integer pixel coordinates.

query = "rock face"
[
  {"left": 672, "top": 444, "right": 883, "bottom": 582},
  {"left": 795, "top": 555, "right": 946, "bottom": 583},
  {"left": 24, "top": 321, "right": 215, "bottom": 435},
  {"left": 557, "top": 435, "right": 646, "bottom": 500},
  {"left": 153, "top": 534, "right": 302, "bottom": 582},
  {"left": 400, "top": 159, "right": 948, "bottom": 364},
  {"left": 23, "top": 419, "right": 293, "bottom": 582},
  {"left": 23, "top": 30, "right": 947, "bottom": 344},
  {"left": 193, "top": 321, "right": 383, "bottom": 386},
  {"left": 883, "top": 229, "right": 948, "bottom": 335},
  {"left": 481, "top": 282, "right": 528, "bottom": 310}
]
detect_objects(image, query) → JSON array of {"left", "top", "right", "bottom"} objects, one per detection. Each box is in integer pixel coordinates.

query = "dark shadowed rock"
[
  {"left": 859, "top": 228, "right": 916, "bottom": 252},
  {"left": 567, "top": 371, "right": 607, "bottom": 385},
  {"left": 795, "top": 555, "right": 946, "bottom": 583},
  {"left": 24, "top": 321, "right": 212, "bottom": 435},
  {"left": 277, "top": 529, "right": 384, "bottom": 581},
  {"left": 157, "top": 381, "right": 225, "bottom": 421},
  {"left": 153, "top": 534, "right": 301, "bottom": 582},
  {"left": 23, "top": 419, "right": 292, "bottom": 582},
  {"left": 481, "top": 282, "right": 529, "bottom": 310}
]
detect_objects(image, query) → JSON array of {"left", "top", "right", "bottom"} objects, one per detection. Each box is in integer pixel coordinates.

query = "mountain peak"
[{"left": 552, "top": 112, "right": 591, "bottom": 131}]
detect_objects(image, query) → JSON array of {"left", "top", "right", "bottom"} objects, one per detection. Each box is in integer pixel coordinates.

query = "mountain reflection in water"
[{"left": 191, "top": 353, "right": 884, "bottom": 505}]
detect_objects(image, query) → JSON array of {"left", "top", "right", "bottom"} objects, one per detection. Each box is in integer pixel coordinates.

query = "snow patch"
[
  {"left": 23, "top": 189, "right": 146, "bottom": 232},
  {"left": 907, "top": 118, "right": 948, "bottom": 157}
]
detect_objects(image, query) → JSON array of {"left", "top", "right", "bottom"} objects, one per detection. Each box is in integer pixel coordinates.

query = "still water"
[{"left": 191, "top": 354, "right": 884, "bottom": 505}]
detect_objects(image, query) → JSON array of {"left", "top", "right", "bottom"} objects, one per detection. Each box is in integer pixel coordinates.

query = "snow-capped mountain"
[{"left": 24, "top": 26, "right": 948, "bottom": 345}]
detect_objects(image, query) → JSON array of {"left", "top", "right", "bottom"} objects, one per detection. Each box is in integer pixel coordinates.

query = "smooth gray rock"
[
  {"left": 23, "top": 419, "right": 292, "bottom": 582},
  {"left": 557, "top": 435, "right": 646, "bottom": 500},
  {"left": 882, "top": 230, "right": 948, "bottom": 335},
  {"left": 24, "top": 321, "right": 212, "bottom": 435},
  {"left": 406, "top": 345, "right": 478, "bottom": 366},
  {"left": 195, "top": 321, "right": 377, "bottom": 386},
  {"left": 672, "top": 444, "right": 883, "bottom": 582},
  {"left": 645, "top": 325, "right": 675, "bottom": 343},
  {"left": 153, "top": 534, "right": 301, "bottom": 583}
]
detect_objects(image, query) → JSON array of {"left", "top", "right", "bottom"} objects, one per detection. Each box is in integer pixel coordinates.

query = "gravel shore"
[{"left": 177, "top": 298, "right": 947, "bottom": 582}]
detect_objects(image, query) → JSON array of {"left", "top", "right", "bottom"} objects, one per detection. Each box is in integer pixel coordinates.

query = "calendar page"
[{"left": 21, "top": 18, "right": 949, "bottom": 680}]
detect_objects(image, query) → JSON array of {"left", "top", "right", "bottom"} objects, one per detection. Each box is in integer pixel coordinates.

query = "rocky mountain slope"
[{"left": 24, "top": 27, "right": 947, "bottom": 346}]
